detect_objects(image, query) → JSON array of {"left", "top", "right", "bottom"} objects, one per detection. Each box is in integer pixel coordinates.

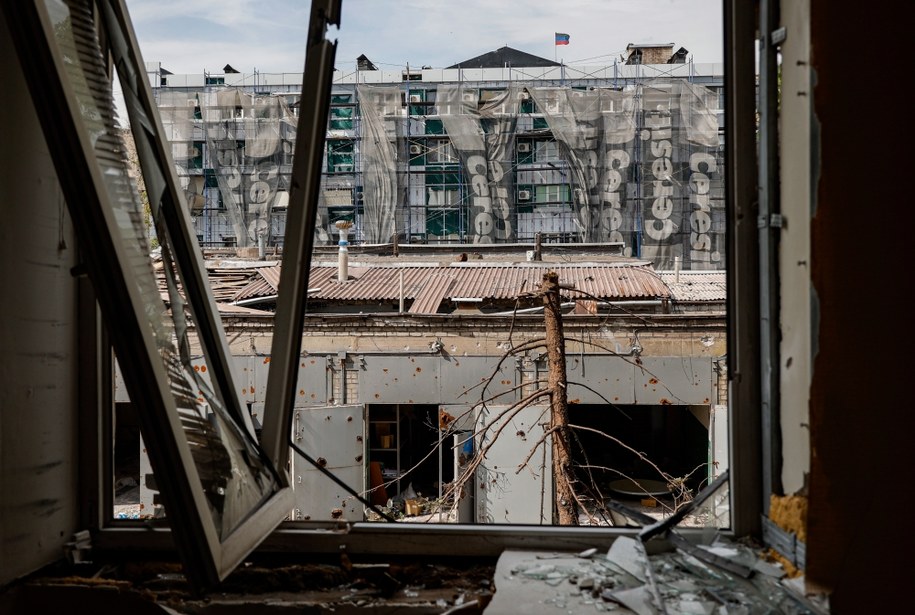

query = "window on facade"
[
  {"left": 426, "top": 138, "right": 455, "bottom": 164},
  {"left": 425, "top": 208, "right": 462, "bottom": 237},
  {"left": 407, "top": 90, "right": 426, "bottom": 116},
  {"left": 326, "top": 140, "right": 354, "bottom": 173},
  {"left": 425, "top": 167, "right": 460, "bottom": 209},
  {"left": 189, "top": 141, "right": 204, "bottom": 169},
  {"left": 329, "top": 93, "right": 354, "bottom": 130},
  {"left": 534, "top": 184, "right": 570, "bottom": 205},
  {"left": 535, "top": 140, "right": 560, "bottom": 162},
  {"left": 425, "top": 118, "right": 444, "bottom": 135}
]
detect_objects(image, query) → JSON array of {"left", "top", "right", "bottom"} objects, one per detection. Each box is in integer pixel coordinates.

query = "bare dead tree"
[
  {"left": 362, "top": 272, "right": 708, "bottom": 526},
  {"left": 542, "top": 271, "right": 578, "bottom": 525}
]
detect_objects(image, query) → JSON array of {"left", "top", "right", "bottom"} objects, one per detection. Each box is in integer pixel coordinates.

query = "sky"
[{"left": 124, "top": 0, "right": 724, "bottom": 76}]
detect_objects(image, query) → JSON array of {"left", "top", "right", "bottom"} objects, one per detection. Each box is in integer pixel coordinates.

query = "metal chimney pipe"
[{"left": 335, "top": 221, "right": 352, "bottom": 282}]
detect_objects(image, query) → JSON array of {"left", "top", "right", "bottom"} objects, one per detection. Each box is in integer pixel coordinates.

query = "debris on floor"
[
  {"left": 484, "top": 535, "right": 830, "bottom": 614},
  {"left": 2, "top": 557, "right": 495, "bottom": 614}
]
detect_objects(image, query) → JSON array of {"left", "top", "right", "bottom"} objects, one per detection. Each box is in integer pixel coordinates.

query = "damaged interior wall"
[
  {"left": 804, "top": 0, "right": 912, "bottom": 608},
  {"left": 0, "top": 10, "right": 81, "bottom": 585},
  {"left": 778, "top": 0, "right": 812, "bottom": 497}
]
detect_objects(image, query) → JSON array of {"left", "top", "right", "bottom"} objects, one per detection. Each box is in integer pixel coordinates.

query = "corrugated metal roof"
[
  {"left": 408, "top": 273, "right": 457, "bottom": 314},
  {"left": 215, "top": 302, "right": 274, "bottom": 316},
  {"left": 258, "top": 265, "right": 282, "bottom": 291},
  {"left": 232, "top": 270, "right": 276, "bottom": 301},
  {"left": 231, "top": 262, "right": 669, "bottom": 305},
  {"left": 658, "top": 271, "right": 726, "bottom": 302}
]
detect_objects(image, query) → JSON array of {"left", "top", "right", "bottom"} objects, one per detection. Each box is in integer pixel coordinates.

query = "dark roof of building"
[
  {"left": 448, "top": 46, "right": 560, "bottom": 69},
  {"left": 667, "top": 47, "right": 690, "bottom": 63},
  {"left": 357, "top": 54, "right": 377, "bottom": 70},
  {"left": 626, "top": 42, "right": 676, "bottom": 50}
]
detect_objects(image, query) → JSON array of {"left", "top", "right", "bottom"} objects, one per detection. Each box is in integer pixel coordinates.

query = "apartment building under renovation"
[{"left": 148, "top": 44, "right": 725, "bottom": 272}]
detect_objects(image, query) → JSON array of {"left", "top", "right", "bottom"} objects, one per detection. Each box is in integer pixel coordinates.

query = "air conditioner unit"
[
  {"left": 409, "top": 144, "right": 424, "bottom": 155},
  {"left": 409, "top": 94, "right": 423, "bottom": 103},
  {"left": 335, "top": 164, "right": 354, "bottom": 173},
  {"left": 520, "top": 91, "right": 531, "bottom": 100},
  {"left": 354, "top": 190, "right": 364, "bottom": 202},
  {"left": 462, "top": 90, "right": 477, "bottom": 103},
  {"left": 518, "top": 142, "right": 532, "bottom": 153},
  {"left": 518, "top": 189, "right": 532, "bottom": 201}
]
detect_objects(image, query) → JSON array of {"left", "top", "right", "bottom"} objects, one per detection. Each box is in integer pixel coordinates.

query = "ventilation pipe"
[
  {"left": 257, "top": 231, "right": 266, "bottom": 261},
  {"left": 674, "top": 255, "right": 681, "bottom": 283},
  {"left": 335, "top": 220, "right": 352, "bottom": 282}
]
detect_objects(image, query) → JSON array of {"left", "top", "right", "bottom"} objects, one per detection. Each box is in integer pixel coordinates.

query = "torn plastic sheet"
[
  {"left": 527, "top": 86, "right": 637, "bottom": 246},
  {"left": 158, "top": 88, "right": 295, "bottom": 248},
  {"left": 438, "top": 84, "right": 523, "bottom": 243},
  {"left": 357, "top": 85, "right": 403, "bottom": 243}
]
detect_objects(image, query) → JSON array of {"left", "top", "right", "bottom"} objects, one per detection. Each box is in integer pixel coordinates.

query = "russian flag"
[{"left": 555, "top": 32, "right": 570, "bottom": 45}]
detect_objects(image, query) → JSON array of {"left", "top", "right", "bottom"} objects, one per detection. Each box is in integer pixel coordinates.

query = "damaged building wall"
[
  {"left": 115, "top": 313, "right": 727, "bottom": 523},
  {"left": 0, "top": 10, "right": 82, "bottom": 586}
]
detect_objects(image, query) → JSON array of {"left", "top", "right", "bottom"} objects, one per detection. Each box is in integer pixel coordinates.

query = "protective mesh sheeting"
[
  {"left": 357, "top": 85, "right": 403, "bottom": 243},
  {"left": 527, "top": 81, "right": 723, "bottom": 269},
  {"left": 527, "top": 86, "right": 638, "bottom": 245},
  {"left": 205, "top": 92, "right": 295, "bottom": 247},
  {"left": 437, "top": 85, "right": 523, "bottom": 243},
  {"left": 158, "top": 91, "right": 207, "bottom": 212},
  {"left": 637, "top": 82, "right": 724, "bottom": 270}
]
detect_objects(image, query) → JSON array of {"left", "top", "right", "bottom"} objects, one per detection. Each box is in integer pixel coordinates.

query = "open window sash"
[{"left": 3, "top": 0, "right": 337, "bottom": 590}]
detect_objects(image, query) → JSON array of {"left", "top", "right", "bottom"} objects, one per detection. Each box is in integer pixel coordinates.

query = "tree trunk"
[{"left": 542, "top": 271, "right": 578, "bottom": 525}]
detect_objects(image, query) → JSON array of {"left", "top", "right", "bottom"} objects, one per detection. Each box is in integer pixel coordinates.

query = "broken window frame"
[
  {"left": 83, "top": 0, "right": 763, "bottom": 560},
  {"left": 2, "top": 0, "right": 318, "bottom": 590}
]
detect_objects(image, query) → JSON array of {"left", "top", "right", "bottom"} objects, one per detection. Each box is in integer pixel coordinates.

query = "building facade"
[{"left": 148, "top": 45, "right": 725, "bottom": 271}]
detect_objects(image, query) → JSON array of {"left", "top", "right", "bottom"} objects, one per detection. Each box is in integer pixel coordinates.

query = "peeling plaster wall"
[
  {"left": 0, "top": 11, "right": 81, "bottom": 586},
  {"left": 778, "top": 0, "right": 812, "bottom": 495}
]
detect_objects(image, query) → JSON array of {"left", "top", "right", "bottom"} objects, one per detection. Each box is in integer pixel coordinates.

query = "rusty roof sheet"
[
  {"left": 292, "top": 262, "right": 669, "bottom": 304},
  {"left": 215, "top": 302, "right": 274, "bottom": 316},
  {"left": 658, "top": 271, "right": 726, "bottom": 302},
  {"left": 408, "top": 273, "right": 457, "bottom": 314}
]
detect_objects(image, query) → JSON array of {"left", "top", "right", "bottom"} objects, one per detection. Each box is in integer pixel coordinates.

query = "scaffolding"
[{"left": 153, "top": 59, "right": 725, "bottom": 270}]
